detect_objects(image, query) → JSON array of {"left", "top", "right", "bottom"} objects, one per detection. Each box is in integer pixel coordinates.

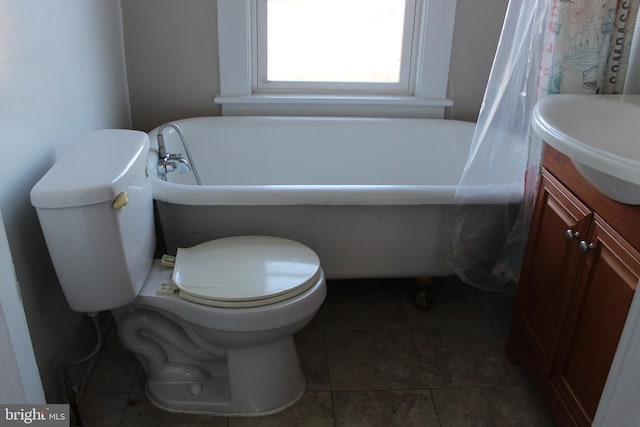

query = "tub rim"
[{"left": 146, "top": 116, "right": 524, "bottom": 206}]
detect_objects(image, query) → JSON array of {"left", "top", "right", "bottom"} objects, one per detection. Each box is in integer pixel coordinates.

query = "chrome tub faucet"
[{"left": 156, "top": 122, "right": 201, "bottom": 185}]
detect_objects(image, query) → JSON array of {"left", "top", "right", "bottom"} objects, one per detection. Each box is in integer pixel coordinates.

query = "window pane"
[{"left": 266, "top": 0, "right": 407, "bottom": 83}]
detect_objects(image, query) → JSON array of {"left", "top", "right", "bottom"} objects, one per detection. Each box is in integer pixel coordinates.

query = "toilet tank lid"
[{"left": 31, "top": 129, "right": 150, "bottom": 208}]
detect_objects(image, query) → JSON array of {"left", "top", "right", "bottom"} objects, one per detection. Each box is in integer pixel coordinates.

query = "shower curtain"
[{"left": 448, "top": 0, "right": 639, "bottom": 293}]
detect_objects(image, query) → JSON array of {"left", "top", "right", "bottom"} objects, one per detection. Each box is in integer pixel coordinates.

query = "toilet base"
[
  {"left": 115, "top": 307, "right": 309, "bottom": 416},
  {"left": 144, "top": 336, "right": 307, "bottom": 416},
  {"left": 146, "top": 387, "right": 306, "bottom": 417},
  {"left": 146, "top": 377, "right": 305, "bottom": 417}
]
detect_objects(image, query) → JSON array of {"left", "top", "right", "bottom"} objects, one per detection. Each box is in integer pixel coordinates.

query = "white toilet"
[{"left": 30, "top": 129, "right": 326, "bottom": 416}]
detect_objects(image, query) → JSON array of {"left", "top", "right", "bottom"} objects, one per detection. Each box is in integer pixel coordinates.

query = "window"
[
  {"left": 216, "top": 0, "right": 457, "bottom": 117},
  {"left": 257, "top": 0, "right": 413, "bottom": 93}
]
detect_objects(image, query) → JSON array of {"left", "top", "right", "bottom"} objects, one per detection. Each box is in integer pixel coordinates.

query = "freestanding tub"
[{"left": 147, "top": 116, "right": 509, "bottom": 279}]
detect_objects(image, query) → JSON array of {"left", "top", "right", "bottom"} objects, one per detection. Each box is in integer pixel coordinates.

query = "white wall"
[
  {"left": 449, "top": 0, "right": 510, "bottom": 122},
  {"left": 121, "top": 0, "right": 508, "bottom": 129},
  {"left": 122, "top": 0, "right": 221, "bottom": 131},
  {"left": 0, "top": 0, "right": 130, "bottom": 395}
]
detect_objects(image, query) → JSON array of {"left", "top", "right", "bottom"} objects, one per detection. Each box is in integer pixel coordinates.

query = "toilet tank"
[{"left": 31, "top": 130, "right": 155, "bottom": 312}]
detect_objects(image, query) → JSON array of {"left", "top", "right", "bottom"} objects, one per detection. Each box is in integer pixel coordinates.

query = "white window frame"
[{"left": 215, "top": 0, "right": 456, "bottom": 118}]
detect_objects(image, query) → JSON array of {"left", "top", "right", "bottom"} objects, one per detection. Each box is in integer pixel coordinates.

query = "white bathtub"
[{"left": 148, "top": 116, "right": 503, "bottom": 279}]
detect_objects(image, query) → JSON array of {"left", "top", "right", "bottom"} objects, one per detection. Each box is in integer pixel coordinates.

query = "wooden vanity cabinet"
[
  {"left": 509, "top": 172, "right": 591, "bottom": 374},
  {"left": 507, "top": 150, "right": 640, "bottom": 427}
]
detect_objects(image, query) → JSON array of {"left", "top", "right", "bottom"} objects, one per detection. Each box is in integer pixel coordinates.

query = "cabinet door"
[
  {"left": 551, "top": 215, "right": 640, "bottom": 425},
  {"left": 511, "top": 171, "right": 592, "bottom": 371}
]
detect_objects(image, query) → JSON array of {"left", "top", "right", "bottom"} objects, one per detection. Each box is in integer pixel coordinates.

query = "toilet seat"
[{"left": 171, "top": 236, "right": 322, "bottom": 308}]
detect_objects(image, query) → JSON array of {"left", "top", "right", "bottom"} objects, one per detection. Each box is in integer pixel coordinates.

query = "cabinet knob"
[
  {"left": 579, "top": 240, "right": 596, "bottom": 252},
  {"left": 566, "top": 229, "right": 580, "bottom": 241}
]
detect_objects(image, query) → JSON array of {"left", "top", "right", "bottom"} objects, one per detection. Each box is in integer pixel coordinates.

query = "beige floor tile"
[
  {"left": 78, "top": 277, "right": 556, "bottom": 427},
  {"left": 119, "top": 393, "right": 228, "bottom": 427},
  {"left": 481, "top": 291, "right": 516, "bottom": 340},
  {"left": 432, "top": 385, "right": 555, "bottom": 427},
  {"left": 403, "top": 278, "right": 493, "bottom": 330},
  {"left": 84, "top": 326, "right": 139, "bottom": 393},
  {"left": 84, "top": 353, "right": 139, "bottom": 393},
  {"left": 323, "top": 280, "right": 410, "bottom": 329},
  {"left": 78, "top": 392, "right": 129, "bottom": 427},
  {"left": 228, "top": 391, "right": 334, "bottom": 427},
  {"left": 295, "top": 329, "right": 330, "bottom": 391},
  {"left": 130, "top": 365, "right": 146, "bottom": 393},
  {"left": 413, "top": 327, "right": 524, "bottom": 388},
  {"left": 327, "top": 329, "right": 426, "bottom": 391},
  {"left": 333, "top": 390, "right": 440, "bottom": 427}
]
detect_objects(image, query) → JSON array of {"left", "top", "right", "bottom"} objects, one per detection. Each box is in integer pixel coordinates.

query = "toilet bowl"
[{"left": 30, "top": 130, "right": 326, "bottom": 415}]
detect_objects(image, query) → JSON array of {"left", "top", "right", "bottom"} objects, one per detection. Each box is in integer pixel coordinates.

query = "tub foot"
[{"left": 414, "top": 277, "right": 433, "bottom": 310}]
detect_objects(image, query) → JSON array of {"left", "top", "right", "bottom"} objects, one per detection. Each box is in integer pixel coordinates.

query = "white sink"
[{"left": 532, "top": 94, "right": 640, "bottom": 205}]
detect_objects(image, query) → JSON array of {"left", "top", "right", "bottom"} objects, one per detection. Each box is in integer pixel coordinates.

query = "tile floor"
[{"left": 78, "top": 277, "right": 555, "bottom": 426}]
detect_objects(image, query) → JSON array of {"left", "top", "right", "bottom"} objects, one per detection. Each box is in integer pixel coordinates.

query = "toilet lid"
[{"left": 171, "top": 236, "right": 321, "bottom": 308}]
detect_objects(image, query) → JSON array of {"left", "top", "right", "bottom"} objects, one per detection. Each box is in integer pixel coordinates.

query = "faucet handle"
[{"left": 175, "top": 162, "right": 192, "bottom": 174}]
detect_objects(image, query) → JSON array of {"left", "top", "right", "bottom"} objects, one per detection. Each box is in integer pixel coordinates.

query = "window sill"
[{"left": 213, "top": 94, "right": 453, "bottom": 118}]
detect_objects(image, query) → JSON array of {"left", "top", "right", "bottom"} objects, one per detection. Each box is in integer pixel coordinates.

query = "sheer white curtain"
[{"left": 448, "top": 0, "right": 639, "bottom": 293}]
